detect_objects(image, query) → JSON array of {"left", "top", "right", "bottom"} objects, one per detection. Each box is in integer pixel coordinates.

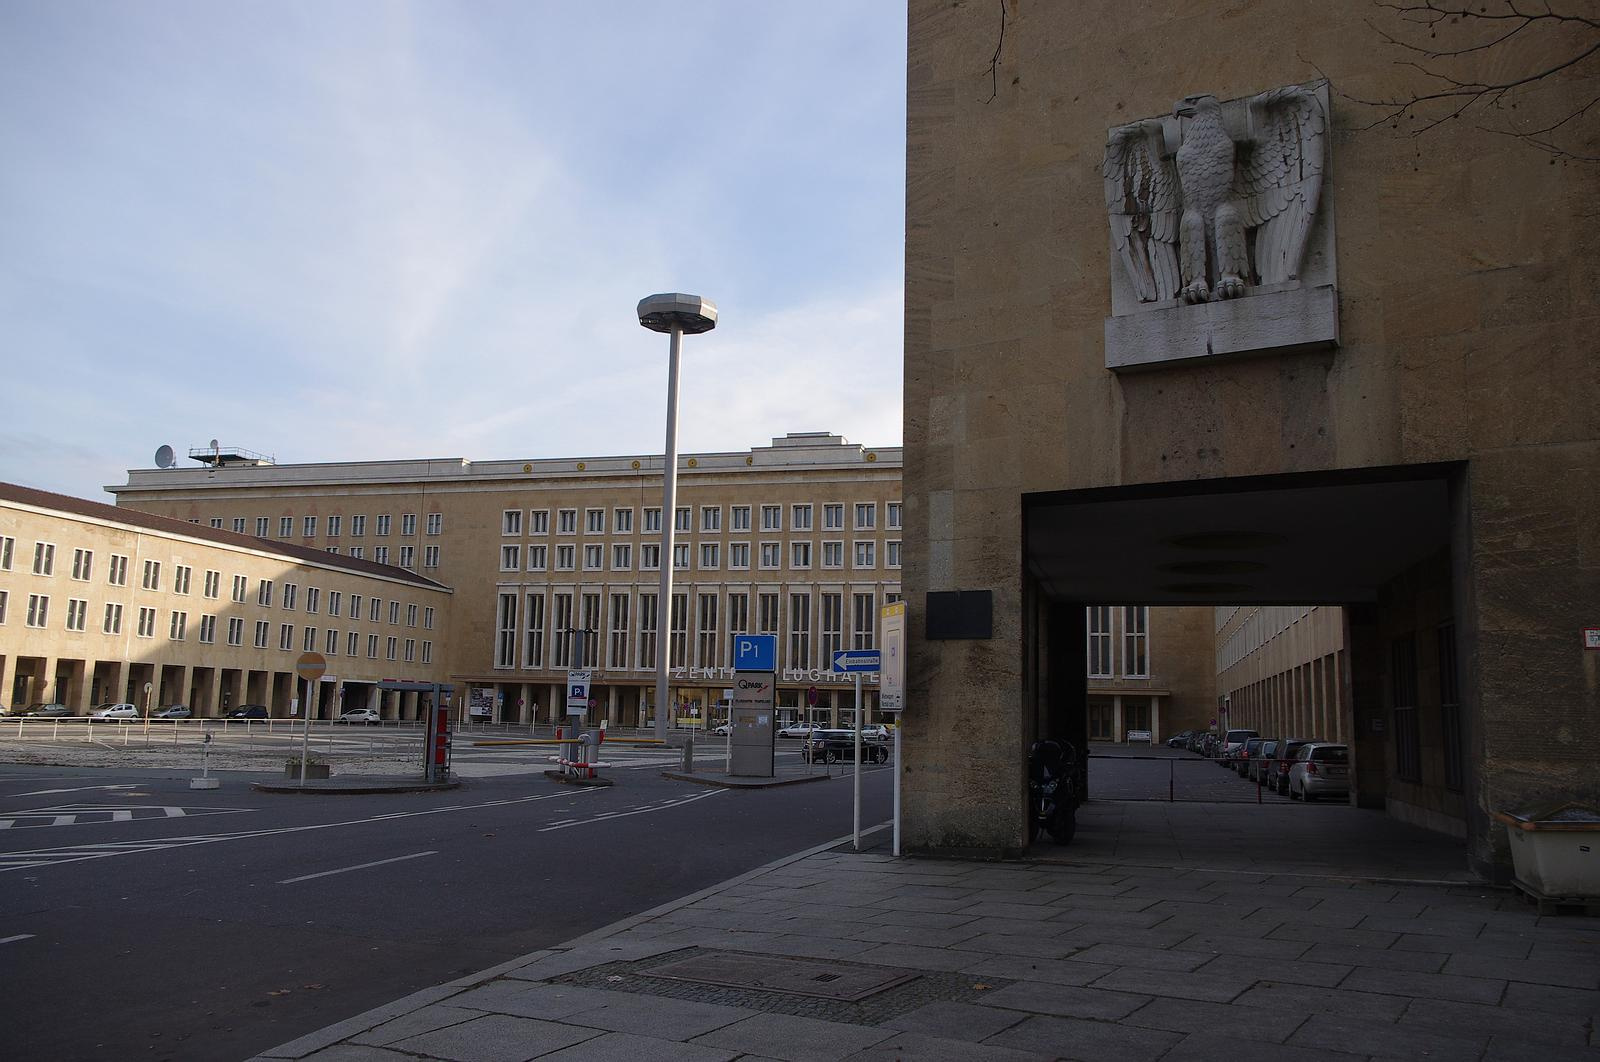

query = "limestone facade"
[
  {"left": 904, "top": 1, "right": 1599, "bottom": 876},
  {"left": 0, "top": 482, "right": 451, "bottom": 718}
]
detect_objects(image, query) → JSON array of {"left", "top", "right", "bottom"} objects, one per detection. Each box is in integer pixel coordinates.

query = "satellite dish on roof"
[{"left": 154, "top": 444, "right": 176, "bottom": 469}]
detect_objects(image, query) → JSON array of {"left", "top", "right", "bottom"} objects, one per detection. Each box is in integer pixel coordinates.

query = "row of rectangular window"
[
  {"left": 7, "top": 591, "right": 429, "bottom": 663},
  {"left": 493, "top": 588, "right": 903, "bottom": 673},
  {"left": 498, "top": 540, "right": 901, "bottom": 573},
  {"left": 8, "top": 587, "right": 432, "bottom": 631},
  {"left": 9, "top": 537, "right": 437, "bottom": 604},
  {"left": 202, "top": 514, "right": 445, "bottom": 538},
  {"left": 501, "top": 502, "right": 902, "bottom": 538}
]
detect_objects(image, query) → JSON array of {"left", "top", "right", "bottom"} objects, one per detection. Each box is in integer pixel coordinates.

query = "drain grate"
[
  {"left": 548, "top": 948, "right": 1010, "bottom": 1025},
  {"left": 648, "top": 951, "right": 918, "bottom": 1002}
]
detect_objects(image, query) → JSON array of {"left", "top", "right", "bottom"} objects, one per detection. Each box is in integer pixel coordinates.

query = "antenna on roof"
[{"left": 154, "top": 444, "right": 176, "bottom": 469}]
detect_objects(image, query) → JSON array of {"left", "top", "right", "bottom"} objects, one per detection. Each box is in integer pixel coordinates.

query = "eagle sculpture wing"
[
  {"left": 1103, "top": 121, "right": 1180, "bottom": 303},
  {"left": 1236, "top": 86, "right": 1326, "bottom": 285}
]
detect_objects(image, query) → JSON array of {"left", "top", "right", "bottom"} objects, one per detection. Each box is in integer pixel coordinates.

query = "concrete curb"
[{"left": 249, "top": 779, "right": 462, "bottom": 795}]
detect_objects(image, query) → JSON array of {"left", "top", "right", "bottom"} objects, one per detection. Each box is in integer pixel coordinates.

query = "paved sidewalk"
[{"left": 254, "top": 807, "right": 1600, "bottom": 1062}]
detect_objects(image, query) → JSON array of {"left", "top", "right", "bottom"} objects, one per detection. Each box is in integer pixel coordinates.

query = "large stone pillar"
[
  {"left": 1345, "top": 605, "right": 1386, "bottom": 810},
  {"left": 203, "top": 669, "right": 223, "bottom": 716},
  {"left": 66, "top": 660, "right": 92, "bottom": 714},
  {"left": 36, "top": 655, "right": 58, "bottom": 704},
  {"left": 0, "top": 655, "right": 17, "bottom": 709}
]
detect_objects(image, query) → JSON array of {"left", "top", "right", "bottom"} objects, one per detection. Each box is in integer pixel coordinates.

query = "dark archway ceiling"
[{"left": 1025, "top": 467, "right": 1456, "bottom": 605}]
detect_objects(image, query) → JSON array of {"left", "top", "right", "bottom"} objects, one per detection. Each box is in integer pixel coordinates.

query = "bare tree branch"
[
  {"left": 1351, "top": 0, "right": 1600, "bottom": 162},
  {"left": 982, "top": 0, "right": 1007, "bottom": 104}
]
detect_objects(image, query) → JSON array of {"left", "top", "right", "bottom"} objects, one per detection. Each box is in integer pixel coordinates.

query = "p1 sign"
[{"left": 733, "top": 634, "right": 776, "bottom": 672}]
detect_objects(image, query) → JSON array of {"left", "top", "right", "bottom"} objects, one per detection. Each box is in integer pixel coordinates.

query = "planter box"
[
  {"left": 1493, "top": 802, "right": 1600, "bottom": 899},
  {"left": 284, "top": 763, "right": 331, "bottom": 780}
]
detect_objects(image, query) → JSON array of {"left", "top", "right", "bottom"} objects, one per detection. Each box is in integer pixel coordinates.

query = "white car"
[
  {"left": 779, "top": 722, "right": 820, "bottom": 739},
  {"left": 339, "top": 707, "right": 382, "bottom": 725},
  {"left": 862, "top": 724, "right": 890, "bottom": 740},
  {"left": 92, "top": 703, "right": 139, "bottom": 719},
  {"left": 712, "top": 722, "right": 732, "bottom": 736}
]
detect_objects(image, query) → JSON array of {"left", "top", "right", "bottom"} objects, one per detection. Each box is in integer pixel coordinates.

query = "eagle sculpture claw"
[
  {"left": 1214, "top": 274, "right": 1246, "bottom": 300},
  {"left": 1180, "top": 279, "right": 1210, "bottom": 304}
]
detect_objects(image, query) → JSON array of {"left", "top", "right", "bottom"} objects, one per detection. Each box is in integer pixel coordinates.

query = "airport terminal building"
[{"left": 108, "top": 434, "right": 906, "bottom": 729}]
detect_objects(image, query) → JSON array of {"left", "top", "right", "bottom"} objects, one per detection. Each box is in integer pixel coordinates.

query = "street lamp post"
[{"left": 637, "top": 293, "right": 718, "bottom": 744}]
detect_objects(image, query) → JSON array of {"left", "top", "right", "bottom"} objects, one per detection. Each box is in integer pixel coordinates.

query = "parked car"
[
  {"left": 779, "top": 722, "right": 821, "bottom": 739},
  {"left": 1289, "top": 743, "right": 1351, "bottom": 802},
  {"left": 861, "top": 724, "right": 890, "bottom": 740},
  {"left": 1271, "top": 739, "right": 1314, "bottom": 793},
  {"left": 712, "top": 722, "right": 732, "bottom": 736},
  {"left": 1167, "top": 729, "right": 1194, "bottom": 748},
  {"left": 1250, "top": 740, "right": 1280, "bottom": 785},
  {"left": 1234, "top": 736, "right": 1266, "bottom": 776},
  {"left": 153, "top": 705, "right": 192, "bottom": 718},
  {"left": 338, "top": 707, "right": 382, "bottom": 725},
  {"left": 1218, "top": 729, "right": 1258, "bottom": 767},
  {"left": 227, "top": 704, "right": 269, "bottom": 719},
  {"left": 802, "top": 729, "right": 889, "bottom": 764},
  {"left": 91, "top": 703, "right": 138, "bottom": 719},
  {"left": 28, "top": 703, "right": 73, "bottom": 717},
  {"left": 0, "top": 703, "right": 28, "bottom": 717}
]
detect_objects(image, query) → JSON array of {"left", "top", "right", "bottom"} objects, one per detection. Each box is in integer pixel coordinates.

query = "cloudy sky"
[{"left": 0, "top": 2, "right": 906, "bottom": 501}]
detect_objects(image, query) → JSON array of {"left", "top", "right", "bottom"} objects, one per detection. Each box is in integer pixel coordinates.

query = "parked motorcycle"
[{"left": 1028, "top": 738, "right": 1079, "bottom": 845}]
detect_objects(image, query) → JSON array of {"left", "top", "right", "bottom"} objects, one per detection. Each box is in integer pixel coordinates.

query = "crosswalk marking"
[{"left": 0, "top": 804, "right": 249, "bottom": 830}]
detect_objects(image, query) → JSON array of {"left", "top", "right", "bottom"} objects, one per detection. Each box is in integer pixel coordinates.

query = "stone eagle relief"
[{"left": 1104, "top": 85, "right": 1326, "bottom": 306}]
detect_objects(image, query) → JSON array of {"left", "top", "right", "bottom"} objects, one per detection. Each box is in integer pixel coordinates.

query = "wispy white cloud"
[{"left": 0, "top": 2, "right": 905, "bottom": 498}]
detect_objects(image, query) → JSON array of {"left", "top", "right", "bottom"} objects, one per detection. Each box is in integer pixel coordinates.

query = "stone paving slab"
[{"left": 256, "top": 803, "right": 1600, "bottom": 1062}]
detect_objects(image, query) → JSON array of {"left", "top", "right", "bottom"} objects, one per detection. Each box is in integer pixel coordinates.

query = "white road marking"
[
  {"left": 537, "top": 788, "right": 725, "bottom": 832},
  {"left": 0, "top": 804, "right": 247, "bottom": 830},
  {"left": 0, "top": 934, "right": 36, "bottom": 945},
  {"left": 0, "top": 788, "right": 596, "bottom": 873},
  {"left": 277, "top": 850, "right": 437, "bottom": 884},
  {"left": 13, "top": 785, "right": 138, "bottom": 797}
]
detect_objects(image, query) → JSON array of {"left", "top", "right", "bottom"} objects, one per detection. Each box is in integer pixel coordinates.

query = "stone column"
[
  {"left": 0, "top": 655, "right": 17, "bottom": 709},
  {"left": 1345, "top": 606, "right": 1385, "bottom": 810},
  {"left": 204, "top": 669, "right": 223, "bottom": 717},
  {"left": 1112, "top": 694, "right": 1124, "bottom": 744},
  {"left": 606, "top": 685, "right": 619, "bottom": 729},
  {"left": 36, "top": 655, "right": 58, "bottom": 704},
  {"left": 68, "top": 660, "right": 92, "bottom": 715}
]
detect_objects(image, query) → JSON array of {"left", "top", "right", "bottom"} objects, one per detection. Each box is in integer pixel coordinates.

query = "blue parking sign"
[{"left": 733, "top": 634, "right": 776, "bottom": 672}]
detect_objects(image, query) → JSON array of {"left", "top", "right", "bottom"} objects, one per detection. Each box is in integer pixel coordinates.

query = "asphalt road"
[{"left": 0, "top": 747, "right": 894, "bottom": 1062}]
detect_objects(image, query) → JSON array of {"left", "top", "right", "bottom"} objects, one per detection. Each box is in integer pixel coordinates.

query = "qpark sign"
[{"left": 670, "top": 666, "right": 873, "bottom": 685}]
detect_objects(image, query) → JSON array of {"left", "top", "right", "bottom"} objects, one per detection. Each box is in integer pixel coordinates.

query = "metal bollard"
[{"left": 681, "top": 733, "right": 695, "bottom": 773}]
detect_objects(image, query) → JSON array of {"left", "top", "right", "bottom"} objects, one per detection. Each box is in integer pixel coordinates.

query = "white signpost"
[{"left": 832, "top": 649, "right": 882, "bottom": 852}]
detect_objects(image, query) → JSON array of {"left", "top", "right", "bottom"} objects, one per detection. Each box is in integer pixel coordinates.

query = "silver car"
[
  {"left": 154, "top": 704, "right": 192, "bottom": 718},
  {"left": 1288, "top": 742, "right": 1350, "bottom": 802}
]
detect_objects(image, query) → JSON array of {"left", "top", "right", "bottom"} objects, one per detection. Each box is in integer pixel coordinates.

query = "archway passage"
[{"left": 1024, "top": 463, "right": 1473, "bottom": 872}]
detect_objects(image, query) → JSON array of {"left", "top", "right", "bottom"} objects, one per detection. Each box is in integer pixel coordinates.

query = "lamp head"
[{"left": 637, "top": 293, "right": 717, "bottom": 335}]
